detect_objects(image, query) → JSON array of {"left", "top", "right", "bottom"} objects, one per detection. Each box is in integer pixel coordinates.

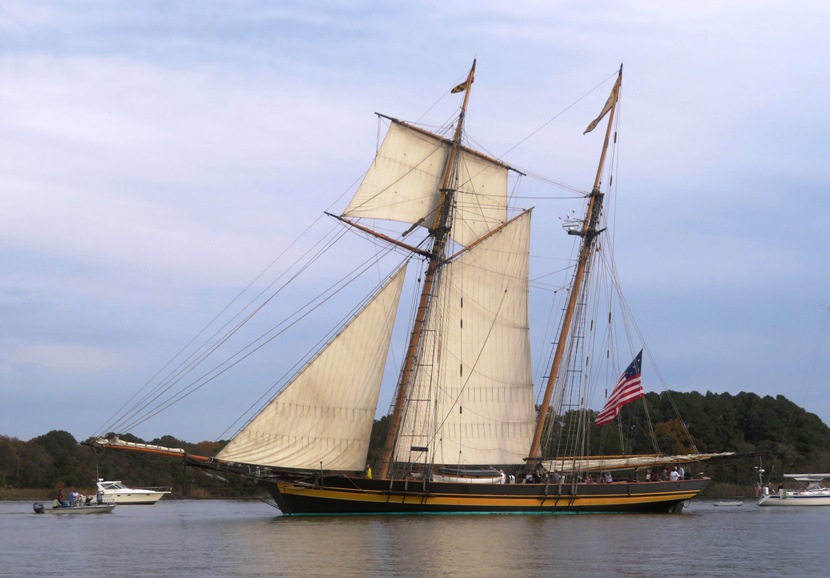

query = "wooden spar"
[
  {"left": 378, "top": 59, "right": 477, "bottom": 479},
  {"left": 526, "top": 67, "right": 623, "bottom": 466},
  {"left": 87, "top": 437, "right": 211, "bottom": 462},
  {"left": 326, "top": 212, "right": 432, "bottom": 258}
]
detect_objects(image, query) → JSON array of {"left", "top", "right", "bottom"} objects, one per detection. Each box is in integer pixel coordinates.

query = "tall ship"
[{"left": 91, "top": 61, "right": 732, "bottom": 514}]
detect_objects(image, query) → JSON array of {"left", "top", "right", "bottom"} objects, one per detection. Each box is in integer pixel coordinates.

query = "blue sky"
[{"left": 2, "top": 1, "right": 829, "bottom": 443}]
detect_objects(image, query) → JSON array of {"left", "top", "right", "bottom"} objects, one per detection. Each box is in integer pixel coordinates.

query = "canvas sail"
[
  {"left": 216, "top": 266, "right": 407, "bottom": 471},
  {"left": 394, "top": 211, "right": 535, "bottom": 466},
  {"left": 343, "top": 120, "right": 511, "bottom": 247}
]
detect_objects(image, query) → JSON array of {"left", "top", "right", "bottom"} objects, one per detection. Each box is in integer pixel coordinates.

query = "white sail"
[
  {"left": 216, "top": 266, "right": 407, "bottom": 471},
  {"left": 343, "top": 120, "right": 510, "bottom": 247},
  {"left": 395, "top": 211, "right": 535, "bottom": 466}
]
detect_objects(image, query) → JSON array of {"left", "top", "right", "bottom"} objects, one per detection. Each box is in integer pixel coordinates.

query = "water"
[{"left": 2, "top": 499, "right": 828, "bottom": 577}]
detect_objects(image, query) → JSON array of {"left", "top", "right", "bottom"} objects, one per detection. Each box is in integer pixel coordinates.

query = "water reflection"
[{"left": 2, "top": 500, "right": 828, "bottom": 577}]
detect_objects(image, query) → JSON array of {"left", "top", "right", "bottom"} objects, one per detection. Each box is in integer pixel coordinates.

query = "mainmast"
[
  {"left": 378, "top": 59, "right": 477, "bottom": 479},
  {"left": 527, "top": 67, "right": 623, "bottom": 466}
]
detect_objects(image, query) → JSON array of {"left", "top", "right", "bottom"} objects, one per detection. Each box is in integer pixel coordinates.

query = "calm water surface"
[{"left": 2, "top": 498, "right": 828, "bottom": 577}]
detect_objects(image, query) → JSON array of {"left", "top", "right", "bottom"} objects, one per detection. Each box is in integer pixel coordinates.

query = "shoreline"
[{"left": 0, "top": 489, "right": 268, "bottom": 501}]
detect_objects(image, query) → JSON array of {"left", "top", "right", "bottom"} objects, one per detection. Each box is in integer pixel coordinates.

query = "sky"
[{"left": 2, "top": 1, "right": 829, "bottom": 444}]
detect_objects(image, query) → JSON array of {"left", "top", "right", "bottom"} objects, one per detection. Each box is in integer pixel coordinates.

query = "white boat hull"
[
  {"left": 431, "top": 475, "right": 503, "bottom": 484},
  {"left": 758, "top": 474, "right": 830, "bottom": 506},
  {"left": 96, "top": 480, "right": 171, "bottom": 505},
  {"left": 99, "top": 491, "right": 168, "bottom": 505},
  {"left": 758, "top": 492, "right": 830, "bottom": 506}
]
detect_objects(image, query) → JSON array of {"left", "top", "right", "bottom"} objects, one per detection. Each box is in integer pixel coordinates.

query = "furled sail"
[
  {"left": 544, "top": 452, "right": 738, "bottom": 475},
  {"left": 394, "top": 211, "right": 535, "bottom": 466},
  {"left": 216, "top": 266, "right": 407, "bottom": 471},
  {"left": 343, "top": 120, "right": 511, "bottom": 247}
]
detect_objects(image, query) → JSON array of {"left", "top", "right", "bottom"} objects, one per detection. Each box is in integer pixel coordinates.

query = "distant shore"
[{"left": 0, "top": 488, "right": 268, "bottom": 501}]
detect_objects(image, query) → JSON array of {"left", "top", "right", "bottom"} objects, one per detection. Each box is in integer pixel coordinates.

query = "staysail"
[
  {"left": 394, "top": 211, "right": 536, "bottom": 466},
  {"left": 215, "top": 266, "right": 407, "bottom": 471}
]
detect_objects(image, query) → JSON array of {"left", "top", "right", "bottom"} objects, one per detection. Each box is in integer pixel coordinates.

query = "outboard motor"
[{"left": 33, "top": 502, "right": 44, "bottom": 514}]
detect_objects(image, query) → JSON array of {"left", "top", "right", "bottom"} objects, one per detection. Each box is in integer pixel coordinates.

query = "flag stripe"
[{"left": 595, "top": 350, "right": 644, "bottom": 426}]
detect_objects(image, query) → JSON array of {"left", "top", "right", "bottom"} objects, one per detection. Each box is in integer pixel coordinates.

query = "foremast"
[
  {"left": 527, "top": 67, "right": 623, "bottom": 467},
  {"left": 378, "top": 60, "right": 477, "bottom": 479}
]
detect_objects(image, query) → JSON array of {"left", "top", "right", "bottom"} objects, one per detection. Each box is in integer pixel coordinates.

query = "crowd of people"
[
  {"left": 51, "top": 488, "right": 105, "bottom": 508},
  {"left": 494, "top": 464, "right": 694, "bottom": 485}
]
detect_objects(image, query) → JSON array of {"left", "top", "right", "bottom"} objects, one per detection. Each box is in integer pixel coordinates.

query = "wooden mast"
[
  {"left": 527, "top": 67, "right": 623, "bottom": 466},
  {"left": 378, "top": 59, "right": 477, "bottom": 479}
]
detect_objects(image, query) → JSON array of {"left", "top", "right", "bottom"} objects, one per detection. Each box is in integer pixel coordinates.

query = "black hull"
[{"left": 259, "top": 475, "right": 708, "bottom": 516}]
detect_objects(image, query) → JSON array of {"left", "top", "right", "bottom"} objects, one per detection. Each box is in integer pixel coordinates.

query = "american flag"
[{"left": 595, "top": 349, "right": 644, "bottom": 426}]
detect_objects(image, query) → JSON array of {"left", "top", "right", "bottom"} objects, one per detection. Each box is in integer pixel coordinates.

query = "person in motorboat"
[{"left": 54, "top": 489, "right": 68, "bottom": 507}]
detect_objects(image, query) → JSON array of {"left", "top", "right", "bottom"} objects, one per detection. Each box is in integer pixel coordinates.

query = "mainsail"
[
  {"left": 215, "top": 266, "right": 406, "bottom": 471},
  {"left": 394, "top": 211, "right": 535, "bottom": 466}
]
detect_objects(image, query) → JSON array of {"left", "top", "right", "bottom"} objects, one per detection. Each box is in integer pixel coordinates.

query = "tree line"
[{"left": 2, "top": 390, "right": 828, "bottom": 496}]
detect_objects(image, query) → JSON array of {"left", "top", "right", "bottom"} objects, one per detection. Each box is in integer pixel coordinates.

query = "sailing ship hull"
[{"left": 260, "top": 476, "right": 709, "bottom": 515}]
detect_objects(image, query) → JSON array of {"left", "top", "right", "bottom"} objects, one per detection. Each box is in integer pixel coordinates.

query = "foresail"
[
  {"left": 395, "top": 211, "right": 535, "bottom": 466},
  {"left": 216, "top": 266, "right": 407, "bottom": 471},
  {"left": 343, "top": 120, "right": 510, "bottom": 247}
]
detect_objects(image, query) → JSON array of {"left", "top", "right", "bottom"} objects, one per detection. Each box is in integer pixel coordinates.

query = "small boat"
[
  {"left": 95, "top": 479, "right": 171, "bottom": 505},
  {"left": 758, "top": 474, "right": 830, "bottom": 506},
  {"left": 431, "top": 466, "right": 504, "bottom": 484},
  {"left": 33, "top": 502, "right": 116, "bottom": 515},
  {"left": 714, "top": 500, "right": 743, "bottom": 507}
]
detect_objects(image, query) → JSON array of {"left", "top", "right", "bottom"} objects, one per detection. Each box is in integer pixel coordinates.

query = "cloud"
[{"left": 1, "top": 0, "right": 829, "bottom": 443}]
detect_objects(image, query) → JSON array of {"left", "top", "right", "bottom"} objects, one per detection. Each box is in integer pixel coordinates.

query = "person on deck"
[{"left": 55, "top": 489, "right": 68, "bottom": 507}]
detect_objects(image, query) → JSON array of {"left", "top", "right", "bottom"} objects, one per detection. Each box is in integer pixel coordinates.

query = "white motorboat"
[
  {"left": 758, "top": 474, "right": 830, "bottom": 506},
  {"left": 96, "top": 479, "right": 171, "bottom": 505},
  {"left": 33, "top": 502, "right": 116, "bottom": 515}
]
